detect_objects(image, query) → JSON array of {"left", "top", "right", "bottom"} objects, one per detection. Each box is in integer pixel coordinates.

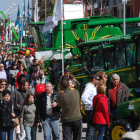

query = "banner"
[
  {"left": 34, "top": 0, "right": 38, "bottom": 22},
  {"left": 23, "top": 0, "right": 26, "bottom": 26},
  {"left": 42, "top": 0, "right": 61, "bottom": 33},
  {"left": 15, "top": 6, "right": 19, "bottom": 27},
  {"left": 9, "top": 19, "right": 12, "bottom": 41},
  {"left": 6, "top": 22, "right": 8, "bottom": 42},
  {"left": 1, "top": 21, "right": 4, "bottom": 40},
  {"left": 27, "top": 0, "right": 31, "bottom": 23}
]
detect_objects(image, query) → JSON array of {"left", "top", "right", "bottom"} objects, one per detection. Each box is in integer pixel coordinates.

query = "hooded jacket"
[{"left": 81, "top": 82, "right": 97, "bottom": 110}]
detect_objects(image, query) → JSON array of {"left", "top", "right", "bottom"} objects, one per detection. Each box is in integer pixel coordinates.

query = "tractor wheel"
[{"left": 110, "top": 119, "right": 132, "bottom": 140}]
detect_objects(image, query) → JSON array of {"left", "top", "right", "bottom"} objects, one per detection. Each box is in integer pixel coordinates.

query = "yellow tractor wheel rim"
[{"left": 111, "top": 126, "right": 126, "bottom": 140}]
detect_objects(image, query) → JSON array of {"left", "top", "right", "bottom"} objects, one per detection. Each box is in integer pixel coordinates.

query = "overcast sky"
[{"left": 0, "top": 0, "right": 31, "bottom": 21}]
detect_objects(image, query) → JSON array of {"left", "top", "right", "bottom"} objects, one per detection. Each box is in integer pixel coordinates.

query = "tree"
[
  {"left": 87, "top": 0, "right": 95, "bottom": 16},
  {"left": 100, "top": 0, "right": 107, "bottom": 15}
]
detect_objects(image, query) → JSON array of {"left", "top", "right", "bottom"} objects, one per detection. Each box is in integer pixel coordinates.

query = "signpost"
[{"left": 122, "top": 0, "right": 127, "bottom": 35}]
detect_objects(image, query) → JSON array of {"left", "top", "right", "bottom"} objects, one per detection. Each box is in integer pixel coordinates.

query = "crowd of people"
[{"left": 0, "top": 48, "right": 138, "bottom": 140}]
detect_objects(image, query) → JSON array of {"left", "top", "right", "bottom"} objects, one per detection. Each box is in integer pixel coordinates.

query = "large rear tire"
[{"left": 109, "top": 119, "right": 132, "bottom": 140}]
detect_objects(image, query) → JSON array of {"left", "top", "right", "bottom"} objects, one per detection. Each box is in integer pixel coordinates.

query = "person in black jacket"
[
  {"left": 36, "top": 82, "right": 60, "bottom": 140},
  {"left": 0, "top": 90, "right": 20, "bottom": 140},
  {"left": 48, "top": 58, "right": 59, "bottom": 85}
]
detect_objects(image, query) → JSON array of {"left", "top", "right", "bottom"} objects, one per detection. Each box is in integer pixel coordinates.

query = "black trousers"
[{"left": 62, "top": 119, "right": 82, "bottom": 140}]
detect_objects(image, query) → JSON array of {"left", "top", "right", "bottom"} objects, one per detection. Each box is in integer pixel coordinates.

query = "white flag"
[
  {"left": 34, "top": 0, "right": 38, "bottom": 22},
  {"left": 42, "top": 0, "right": 61, "bottom": 33},
  {"left": 6, "top": 24, "right": 8, "bottom": 42},
  {"left": 9, "top": 19, "right": 12, "bottom": 41}
]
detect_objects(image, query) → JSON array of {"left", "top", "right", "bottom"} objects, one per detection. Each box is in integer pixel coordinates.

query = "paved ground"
[{"left": 13, "top": 122, "right": 87, "bottom": 140}]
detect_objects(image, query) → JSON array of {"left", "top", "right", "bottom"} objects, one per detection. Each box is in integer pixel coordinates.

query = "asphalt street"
[{"left": 13, "top": 122, "right": 87, "bottom": 140}]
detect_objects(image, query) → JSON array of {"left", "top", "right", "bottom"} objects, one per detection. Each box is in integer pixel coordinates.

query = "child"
[
  {"left": 20, "top": 93, "right": 37, "bottom": 140},
  {"left": 70, "top": 74, "right": 80, "bottom": 89},
  {"left": 0, "top": 90, "right": 20, "bottom": 140}
]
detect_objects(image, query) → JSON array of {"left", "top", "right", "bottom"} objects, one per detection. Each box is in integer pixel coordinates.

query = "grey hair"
[
  {"left": 45, "top": 82, "right": 53, "bottom": 87},
  {"left": 122, "top": 131, "right": 140, "bottom": 140},
  {"left": 111, "top": 73, "right": 120, "bottom": 81}
]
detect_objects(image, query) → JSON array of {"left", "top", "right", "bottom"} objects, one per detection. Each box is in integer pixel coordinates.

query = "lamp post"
[{"left": 122, "top": 0, "right": 127, "bottom": 35}]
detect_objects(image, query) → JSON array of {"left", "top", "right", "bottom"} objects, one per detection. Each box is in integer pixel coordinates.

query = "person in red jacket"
[
  {"left": 93, "top": 81, "right": 110, "bottom": 140},
  {"left": 15, "top": 64, "right": 24, "bottom": 89}
]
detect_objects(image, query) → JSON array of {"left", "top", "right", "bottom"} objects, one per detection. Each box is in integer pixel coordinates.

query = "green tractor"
[
  {"left": 76, "top": 32, "right": 140, "bottom": 134},
  {"left": 108, "top": 31, "right": 140, "bottom": 140},
  {"left": 29, "top": 15, "right": 140, "bottom": 78}
]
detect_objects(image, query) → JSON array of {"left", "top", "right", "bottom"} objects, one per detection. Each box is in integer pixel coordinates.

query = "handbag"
[
  {"left": 13, "top": 117, "right": 20, "bottom": 126},
  {"left": 12, "top": 100, "right": 20, "bottom": 127},
  {"left": 90, "top": 96, "right": 103, "bottom": 125}
]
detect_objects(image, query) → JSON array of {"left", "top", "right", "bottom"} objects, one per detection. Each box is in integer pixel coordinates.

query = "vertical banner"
[
  {"left": 1, "top": 21, "right": 4, "bottom": 40},
  {"left": 34, "top": 0, "right": 38, "bottom": 22},
  {"left": 27, "top": 0, "right": 31, "bottom": 23},
  {"left": 23, "top": 0, "right": 26, "bottom": 26}
]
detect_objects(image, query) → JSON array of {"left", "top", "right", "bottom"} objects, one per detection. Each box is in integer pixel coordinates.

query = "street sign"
[{"left": 122, "top": 0, "right": 127, "bottom": 4}]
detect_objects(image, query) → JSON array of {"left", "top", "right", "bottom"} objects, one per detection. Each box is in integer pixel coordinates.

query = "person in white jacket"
[{"left": 81, "top": 73, "right": 99, "bottom": 140}]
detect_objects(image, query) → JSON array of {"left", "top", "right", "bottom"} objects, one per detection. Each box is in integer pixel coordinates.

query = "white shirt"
[
  {"left": 29, "top": 56, "right": 34, "bottom": 63},
  {"left": 81, "top": 82, "right": 97, "bottom": 110},
  {"left": 0, "top": 70, "right": 7, "bottom": 80}
]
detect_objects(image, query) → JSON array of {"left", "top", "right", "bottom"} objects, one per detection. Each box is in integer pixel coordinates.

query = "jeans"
[
  {"left": 85, "top": 110, "right": 96, "bottom": 140},
  {"left": 95, "top": 124, "right": 110, "bottom": 140},
  {"left": 62, "top": 119, "right": 82, "bottom": 140},
  {"left": 0, "top": 127, "right": 14, "bottom": 140},
  {"left": 43, "top": 115, "right": 60, "bottom": 140},
  {"left": 24, "top": 126, "right": 37, "bottom": 140},
  {"left": 11, "top": 85, "right": 15, "bottom": 92}
]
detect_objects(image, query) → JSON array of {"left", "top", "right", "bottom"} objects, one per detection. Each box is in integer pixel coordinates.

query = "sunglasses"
[
  {"left": 104, "top": 76, "right": 108, "bottom": 79},
  {"left": 95, "top": 78, "right": 100, "bottom": 81},
  {"left": 0, "top": 66, "right": 4, "bottom": 67},
  {"left": 1, "top": 84, "right": 6, "bottom": 85}
]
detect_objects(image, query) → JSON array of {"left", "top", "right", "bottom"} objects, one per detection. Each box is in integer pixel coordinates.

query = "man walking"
[
  {"left": 36, "top": 82, "right": 60, "bottom": 140},
  {"left": 11, "top": 79, "right": 32, "bottom": 107},
  {"left": 81, "top": 74, "right": 99, "bottom": 140},
  {"left": 57, "top": 79, "right": 82, "bottom": 140}
]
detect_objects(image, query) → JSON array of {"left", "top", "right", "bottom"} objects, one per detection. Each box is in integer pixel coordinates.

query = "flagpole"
[
  {"left": 61, "top": 0, "right": 64, "bottom": 75},
  {"left": 45, "top": 0, "right": 46, "bottom": 21}
]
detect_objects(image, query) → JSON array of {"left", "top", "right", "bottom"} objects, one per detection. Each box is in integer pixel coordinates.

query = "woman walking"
[
  {"left": 20, "top": 93, "right": 37, "bottom": 140},
  {"left": 0, "top": 90, "right": 20, "bottom": 140},
  {"left": 93, "top": 81, "right": 110, "bottom": 140}
]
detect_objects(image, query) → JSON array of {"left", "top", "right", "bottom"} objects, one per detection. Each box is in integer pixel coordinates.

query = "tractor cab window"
[
  {"left": 90, "top": 54, "right": 104, "bottom": 72},
  {"left": 31, "top": 24, "right": 52, "bottom": 48},
  {"left": 104, "top": 52, "right": 113, "bottom": 70},
  {"left": 126, "top": 43, "right": 136, "bottom": 65},
  {"left": 38, "top": 24, "right": 52, "bottom": 48},
  {"left": 114, "top": 44, "right": 126, "bottom": 67}
]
